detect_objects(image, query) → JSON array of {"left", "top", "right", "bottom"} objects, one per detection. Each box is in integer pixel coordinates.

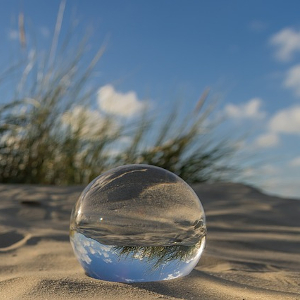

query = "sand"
[{"left": 0, "top": 183, "right": 299, "bottom": 299}]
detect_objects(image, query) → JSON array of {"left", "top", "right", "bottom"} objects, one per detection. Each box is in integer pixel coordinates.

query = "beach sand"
[{"left": 0, "top": 183, "right": 299, "bottom": 299}]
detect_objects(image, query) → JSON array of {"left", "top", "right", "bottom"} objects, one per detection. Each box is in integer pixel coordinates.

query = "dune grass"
[{"left": 0, "top": 9, "right": 241, "bottom": 186}]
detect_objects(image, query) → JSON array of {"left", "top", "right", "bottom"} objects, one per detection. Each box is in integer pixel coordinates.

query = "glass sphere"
[{"left": 70, "top": 164, "right": 206, "bottom": 282}]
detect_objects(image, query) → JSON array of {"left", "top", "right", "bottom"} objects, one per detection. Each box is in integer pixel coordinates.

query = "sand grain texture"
[{"left": 0, "top": 183, "right": 299, "bottom": 299}]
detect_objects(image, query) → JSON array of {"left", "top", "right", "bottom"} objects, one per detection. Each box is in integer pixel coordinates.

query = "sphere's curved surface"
[{"left": 70, "top": 164, "right": 206, "bottom": 282}]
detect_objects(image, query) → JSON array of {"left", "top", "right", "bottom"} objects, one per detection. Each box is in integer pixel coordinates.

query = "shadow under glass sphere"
[{"left": 70, "top": 164, "right": 206, "bottom": 282}]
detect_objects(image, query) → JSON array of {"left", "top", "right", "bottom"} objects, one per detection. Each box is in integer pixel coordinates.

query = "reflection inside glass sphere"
[{"left": 70, "top": 164, "right": 206, "bottom": 282}]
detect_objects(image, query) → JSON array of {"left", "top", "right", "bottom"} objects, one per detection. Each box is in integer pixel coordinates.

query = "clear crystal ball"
[{"left": 70, "top": 164, "right": 206, "bottom": 282}]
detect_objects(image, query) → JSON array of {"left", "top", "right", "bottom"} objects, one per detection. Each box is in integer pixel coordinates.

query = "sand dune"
[{"left": 0, "top": 183, "right": 299, "bottom": 299}]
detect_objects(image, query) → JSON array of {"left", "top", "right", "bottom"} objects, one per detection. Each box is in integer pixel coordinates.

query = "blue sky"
[
  {"left": 1, "top": 0, "right": 300, "bottom": 198},
  {"left": 71, "top": 231, "right": 203, "bottom": 282}
]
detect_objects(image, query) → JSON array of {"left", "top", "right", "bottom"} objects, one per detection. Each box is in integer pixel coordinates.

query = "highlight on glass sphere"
[{"left": 70, "top": 164, "right": 206, "bottom": 283}]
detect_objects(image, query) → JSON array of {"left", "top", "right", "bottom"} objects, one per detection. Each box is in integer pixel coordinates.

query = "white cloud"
[
  {"left": 72, "top": 234, "right": 92, "bottom": 264},
  {"left": 284, "top": 64, "right": 300, "bottom": 96},
  {"left": 165, "top": 271, "right": 183, "bottom": 280},
  {"left": 254, "top": 132, "right": 280, "bottom": 148},
  {"left": 244, "top": 165, "right": 300, "bottom": 199},
  {"left": 251, "top": 105, "right": 300, "bottom": 149},
  {"left": 7, "top": 29, "right": 18, "bottom": 40},
  {"left": 268, "top": 105, "right": 300, "bottom": 134},
  {"left": 269, "top": 28, "right": 300, "bottom": 62},
  {"left": 97, "top": 85, "right": 148, "bottom": 117},
  {"left": 260, "top": 177, "right": 300, "bottom": 199},
  {"left": 62, "top": 105, "right": 117, "bottom": 139},
  {"left": 225, "top": 98, "right": 266, "bottom": 120},
  {"left": 289, "top": 156, "right": 300, "bottom": 167}
]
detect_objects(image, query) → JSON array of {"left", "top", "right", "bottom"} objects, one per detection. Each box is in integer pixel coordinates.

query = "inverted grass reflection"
[{"left": 113, "top": 236, "right": 206, "bottom": 270}]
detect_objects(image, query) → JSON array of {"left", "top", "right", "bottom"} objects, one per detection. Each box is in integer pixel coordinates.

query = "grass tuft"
[{"left": 0, "top": 8, "right": 242, "bottom": 186}]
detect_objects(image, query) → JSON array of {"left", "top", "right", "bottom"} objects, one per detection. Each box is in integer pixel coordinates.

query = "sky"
[
  {"left": 71, "top": 231, "right": 203, "bottom": 282},
  {"left": 0, "top": 0, "right": 300, "bottom": 199}
]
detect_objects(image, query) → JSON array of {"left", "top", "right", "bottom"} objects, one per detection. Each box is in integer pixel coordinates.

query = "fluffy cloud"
[
  {"left": 98, "top": 85, "right": 148, "bottom": 117},
  {"left": 284, "top": 64, "right": 300, "bottom": 96},
  {"left": 268, "top": 105, "right": 300, "bottom": 134},
  {"left": 62, "top": 105, "right": 117, "bottom": 139},
  {"left": 225, "top": 98, "right": 266, "bottom": 120},
  {"left": 253, "top": 105, "right": 300, "bottom": 149},
  {"left": 254, "top": 132, "right": 280, "bottom": 148},
  {"left": 269, "top": 28, "right": 300, "bottom": 62}
]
